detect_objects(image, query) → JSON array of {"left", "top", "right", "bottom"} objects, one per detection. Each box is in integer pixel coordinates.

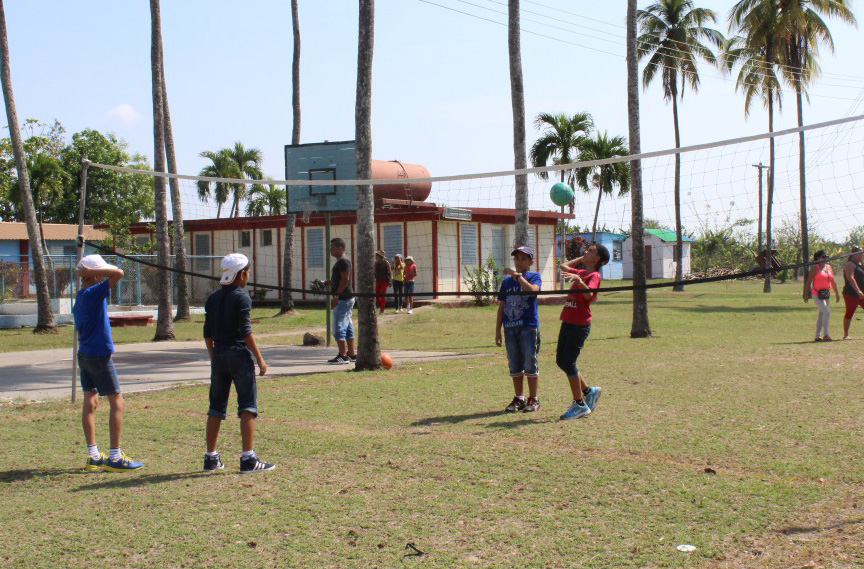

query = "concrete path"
[{"left": 0, "top": 342, "right": 470, "bottom": 403}]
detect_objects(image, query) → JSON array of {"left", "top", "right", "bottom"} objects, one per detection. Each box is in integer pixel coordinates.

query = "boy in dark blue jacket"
[{"left": 203, "top": 253, "right": 273, "bottom": 473}]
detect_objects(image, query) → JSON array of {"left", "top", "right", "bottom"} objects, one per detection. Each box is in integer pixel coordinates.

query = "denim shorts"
[
  {"left": 556, "top": 322, "right": 591, "bottom": 379},
  {"left": 332, "top": 298, "right": 355, "bottom": 341},
  {"left": 208, "top": 346, "right": 258, "bottom": 419},
  {"left": 404, "top": 281, "right": 415, "bottom": 296},
  {"left": 78, "top": 354, "right": 121, "bottom": 396},
  {"left": 504, "top": 326, "right": 540, "bottom": 376}
]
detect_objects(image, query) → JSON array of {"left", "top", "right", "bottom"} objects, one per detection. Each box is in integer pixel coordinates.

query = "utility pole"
[{"left": 752, "top": 163, "right": 769, "bottom": 255}]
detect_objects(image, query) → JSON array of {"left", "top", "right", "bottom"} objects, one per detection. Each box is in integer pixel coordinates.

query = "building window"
[
  {"left": 307, "top": 228, "right": 324, "bottom": 268},
  {"left": 194, "top": 234, "right": 211, "bottom": 272},
  {"left": 239, "top": 230, "right": 251, "bottom": 248},
  {"left": 261, "top": 229, "right": 273, "bottom": 247},
  {"left": 460, "top": 224, "right": 477, "bottom": 265},
  {"left": 382, "top": 224, "right": 403, "bottom": 259},
  {"left": 613, "top": 240, "right": 623, "bottom": 261},
  {"left": 490, "top": 226, "right": 506, "bottom": 270}
]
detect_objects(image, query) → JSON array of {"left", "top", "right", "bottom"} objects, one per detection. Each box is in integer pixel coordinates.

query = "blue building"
[{"left": 556, "top": 231, "right": 628, "bottom": 280}]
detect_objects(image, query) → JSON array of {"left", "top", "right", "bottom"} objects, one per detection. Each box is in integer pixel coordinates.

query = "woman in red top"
[
  {"left": 556, "top": 243, "right": 609, "bottom": 421},
  {"left": 804, "top": 249, "right": 839, "bottom": 342}
]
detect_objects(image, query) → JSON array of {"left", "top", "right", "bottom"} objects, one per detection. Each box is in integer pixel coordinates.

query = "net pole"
[
  {"left": 325, "top": 212, "right": 331, "bottom": 348},
  {"left": 71, "top": 157, "right": 90, "bottom": 404}
]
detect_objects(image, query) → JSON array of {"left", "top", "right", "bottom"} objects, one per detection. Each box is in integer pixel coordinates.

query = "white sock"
[
  {"left": 87, "top": 444, "right": 101, "bottom": 460},
  {"left": 241, "top": 450, "right": 256, "bottom": 459},
  {"left": 109, "top": 448, "right": 122, "bottom": 461},
  {"left": 205, "top": 451, "right": 219, "bottom": 457}
]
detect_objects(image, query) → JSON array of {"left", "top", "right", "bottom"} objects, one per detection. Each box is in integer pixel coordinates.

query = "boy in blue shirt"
[
  {"left": 203, "top": 253, "right": 273, "bottom": 473},
  {"left": 74, "top": 254, "right": 144, "bottom": 472},
  {"left": 495, "top": 246, "right": 543, "bottom": 412}
]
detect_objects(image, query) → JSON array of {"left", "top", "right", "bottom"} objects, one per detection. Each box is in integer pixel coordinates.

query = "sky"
[{"left": 4, "top": 0, "right": 864, "bottom": 238}]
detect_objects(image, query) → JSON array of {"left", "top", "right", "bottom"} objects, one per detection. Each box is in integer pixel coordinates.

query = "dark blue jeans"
[
  {"left": 556, "top": 322, "right": 591, "bottom": 380},
  {"left": 208, "top": 346, "right": 258, "bottom": 419},
  {"left": 392, "top": 280, "right": 404, "bottom": 309}
]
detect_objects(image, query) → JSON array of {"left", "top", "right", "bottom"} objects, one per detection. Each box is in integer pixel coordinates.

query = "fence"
[{"left": 0, "top": 255, "right": 223, "bottom": 307}]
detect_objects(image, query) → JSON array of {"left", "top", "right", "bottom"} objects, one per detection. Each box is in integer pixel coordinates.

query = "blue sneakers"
[
  {"left": 85, "top": 452, "right": 107, "bottom": 471},
  {"left": 103, "top": 453, "right": 145, "bottom": 472},
  {"left": 560, "top": 400, "right": 591, "bottom": 421},
  {"left": 584, "top": 387, "right": 602, "bottom": 411}
]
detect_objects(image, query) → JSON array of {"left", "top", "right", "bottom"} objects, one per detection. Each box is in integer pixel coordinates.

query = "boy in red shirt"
[{"left": 556, "top": 243, "right": 609, "bottom": 420}]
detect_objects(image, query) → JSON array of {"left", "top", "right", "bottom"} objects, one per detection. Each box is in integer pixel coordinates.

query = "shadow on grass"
[
  {"left": 72, "top": 471, "right": 211, "bottom": 492},
  {"left": 410, "top": 410, "right": 503, "bottom": 426},
  {"left": 672, "top": 305, "right": 810, "bottom": 314},
  {"left": 0, "top": 468, "right": 88, "bottom": 483},
  {"left": 485, "top": 417, "right": 556, "bottom": 429},
  {"left": 779, "top": 518, "right": 864, "bottom": 536}
]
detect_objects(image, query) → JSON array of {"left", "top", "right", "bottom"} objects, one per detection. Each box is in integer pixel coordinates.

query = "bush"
[{"left": 463, "top": 256, "right": 501, "bottom": 306}]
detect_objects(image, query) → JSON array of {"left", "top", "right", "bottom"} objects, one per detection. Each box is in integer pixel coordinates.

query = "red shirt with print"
[{"left": 559, "top": 268, "right": 602, "bottom": 326}]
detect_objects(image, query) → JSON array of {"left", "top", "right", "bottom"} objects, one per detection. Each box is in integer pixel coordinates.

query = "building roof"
[
  {"left": 0, "top": 222, "right": 108, "bottom": 241},
  {"left": 645, "top": 228, "right": 694, "bottom": 243}
]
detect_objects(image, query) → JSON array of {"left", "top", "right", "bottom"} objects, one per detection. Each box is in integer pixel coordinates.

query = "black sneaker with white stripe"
[
  {"left": 203, "top": 452, "right": 224, "bottom": 472},
  {"left": 240, "top": 455, "right": 276, "bottom": 473},
  {"left": 328, "top": 355, "right": 350, "bottom": 365}
]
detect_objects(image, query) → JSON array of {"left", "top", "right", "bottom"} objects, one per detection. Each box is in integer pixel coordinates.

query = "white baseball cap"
[
  {"left": 76, "top": 254, "right": 117, "bottom": 272},
  {"left": 220, "top": 253, "right": 249, "bottom": 284}
]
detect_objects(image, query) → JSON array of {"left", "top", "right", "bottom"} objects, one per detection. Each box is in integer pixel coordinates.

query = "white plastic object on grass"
[{"left": 676, "top": 544, "right": 696, "bottom": 552}]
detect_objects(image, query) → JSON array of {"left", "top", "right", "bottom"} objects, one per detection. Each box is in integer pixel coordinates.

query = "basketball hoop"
[{"left": 300, "top": 200, "right": 316, "bottom": 224}]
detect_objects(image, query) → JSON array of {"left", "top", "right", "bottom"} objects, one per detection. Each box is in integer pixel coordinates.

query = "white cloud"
[{"left": 106, "top": 104, "right": 141, "bottom": 126}]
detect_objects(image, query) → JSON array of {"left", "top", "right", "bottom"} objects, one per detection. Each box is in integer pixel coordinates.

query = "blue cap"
[{"left": 511, "top": 246, "right": 534, "bottom": 259}]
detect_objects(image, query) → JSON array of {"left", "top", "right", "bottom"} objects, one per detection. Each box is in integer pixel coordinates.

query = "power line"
[{"left": 415, "top": 0, "right": 864, "bottom": 103}]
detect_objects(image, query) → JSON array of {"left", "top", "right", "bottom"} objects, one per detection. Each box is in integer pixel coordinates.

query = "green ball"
[{"left": 550, "top": 182, "right": 574, "bottom": 207}]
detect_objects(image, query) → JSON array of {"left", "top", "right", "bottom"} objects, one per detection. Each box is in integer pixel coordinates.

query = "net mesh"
[{"left": 74, "top": 114, "right": 864, "bottom": 306}]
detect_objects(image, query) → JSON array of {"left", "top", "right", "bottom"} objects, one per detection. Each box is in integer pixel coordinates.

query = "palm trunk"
[
  {"left": 280, "top": 0, "right": 301, "bottom": 315},
  {"left": 508, "top": 0, "right": 529, "bottom": 248},
  {"left": 764, "top": 91, "right": 774, "bottom": 294},
  {"left": 626, "top": 0, "right": 650, "bottom": 337},
  {"left": 796, "top": 79, "right": 808, "bottom": 283},
  {"left": 591, "top": 184, "right": 603, "bottom": 242},
  {"left": 672, "top": 92, "right": 684, "bottom": 291},
  {"left": 161, "top": 66, "right": 189, "bottom": 320},
  {"left": 0, "top": 0, "right": 55, "bottom": 332},
  {"left": 150, "top": 0, "right": 174, "bottom": 340},
  {"left": 354, "top": 0, "right": 380, "bottom": 371}
]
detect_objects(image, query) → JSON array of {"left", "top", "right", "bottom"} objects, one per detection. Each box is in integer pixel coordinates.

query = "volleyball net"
[{"left": 78, "top": 113, "right": 864, "bottom": 305}]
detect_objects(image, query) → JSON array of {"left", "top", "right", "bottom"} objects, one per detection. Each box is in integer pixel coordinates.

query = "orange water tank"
[{"left": 371, "top": 160, "right": 432, "bottom": 202}]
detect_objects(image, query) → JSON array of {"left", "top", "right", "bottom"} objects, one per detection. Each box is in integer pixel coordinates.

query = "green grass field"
[{"left": 1, "top": 281, "right": 864, "bottom": 568}]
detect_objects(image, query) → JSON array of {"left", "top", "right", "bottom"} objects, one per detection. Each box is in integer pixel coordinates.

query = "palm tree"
[
  {"left": 355, "top": 0, "right": 380, "bottom": 371},
  {"left": 160, "top": 48, "right": 190, "bottom": 320},
  {"left": 638, "top": 0, "right": 724, "bottom": 291},
  {"left": 0, "top": 1, "right": 55, "bottom": 332},
  {"left": 280, "top": 0, "right": 301, "bottom": 316},
  {"left": 226, "top": 142, "right": 263, "bottom": 218},
  {"left": 245, "top": 183, "right": 286, "bottom": 217},
  {"left": 725, "top": 0, "right": 783, "bottom": 293},
  {"left": 150, "top": 0, "right": 174, "bottom": 340},
  {"left": 574, "top": 132, "right": 631, "bottom": 242},
  {"left": 508, "top": 0, "right": 529, "bottom": 249},
  {"left": 529, "top": 111, "right": 594, "bottom": 210},
  {"left": 27, "top": 152, "right": 66, "bottom": 256},
  {"left": 628, "top": 0, "right": 651, "bottom": 338},
  {"left": 196, "top": 149, "right": 239, "bottom": 218},
  {"left": 776, "top": 0, "right": 855, "bottom": 281}
]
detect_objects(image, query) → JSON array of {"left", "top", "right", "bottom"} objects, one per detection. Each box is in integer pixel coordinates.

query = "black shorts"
[{"left": 208, "top": 347, "right": 258, "bottom": 419}]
